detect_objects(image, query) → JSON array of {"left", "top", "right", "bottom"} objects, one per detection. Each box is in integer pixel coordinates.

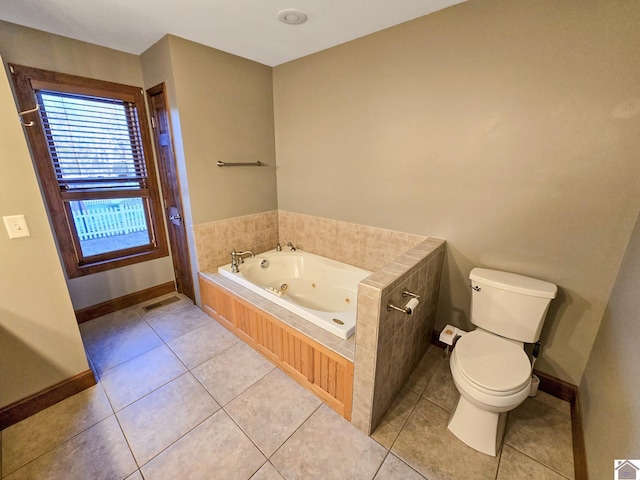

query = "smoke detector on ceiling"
[{"left": 277, "top": 9, "right": 308, "bottom": 25}]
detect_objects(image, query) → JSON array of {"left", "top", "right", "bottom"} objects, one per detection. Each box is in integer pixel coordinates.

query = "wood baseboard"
[
  {"left": 75, "top": 281, "right": 176, "bottom": 324},
  {"left": 431, "top": 329, "right": 588, "bottom": 479},
  {"left": 0, "top": 369, "right": 96, "bottom": 430}
]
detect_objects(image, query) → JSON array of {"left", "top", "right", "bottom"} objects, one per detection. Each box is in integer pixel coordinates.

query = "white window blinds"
[{"left": 35, "top": 90, "right": 148, "bottom": 191}]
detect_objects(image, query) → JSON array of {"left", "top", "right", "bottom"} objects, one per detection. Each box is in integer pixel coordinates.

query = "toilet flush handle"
[{"left": 469, "top": 282, "right": 481, "bottom": 292}]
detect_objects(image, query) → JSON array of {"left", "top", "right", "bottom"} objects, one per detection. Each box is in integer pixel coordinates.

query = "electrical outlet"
[{"left": 3, "top": 215, "right": 31, "bottom": 239}]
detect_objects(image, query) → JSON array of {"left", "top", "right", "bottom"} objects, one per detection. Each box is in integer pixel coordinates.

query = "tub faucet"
[
  {"left": 229, "top": 249, "right": 254, "bottom": 273},
  {"left": 287, "top": 242, "right": 296, "bottom": 252}
]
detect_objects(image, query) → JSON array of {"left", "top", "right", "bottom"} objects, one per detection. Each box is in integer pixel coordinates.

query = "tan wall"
[
  {"left": 166, "top": 36, "right": 278, "bottom": 225},
  {"left": 0, "top": 53, "right": 89, "bottom": 407},
  {"left": 0, "top": 21, "right": 175, "bottom": 310},
  {"left": 581, "top": 212, "right": 640, "bottom": 478},
  {"left": 140, "top": 35, "right": 280, "bottom": 303},
  {"left": 272, "top": 0, "right": 640, "bottom": 384}
]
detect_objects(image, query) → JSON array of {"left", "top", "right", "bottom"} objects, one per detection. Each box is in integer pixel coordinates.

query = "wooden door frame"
[{"left": 146, "top": 83, "right": 195, "bottom": 301}]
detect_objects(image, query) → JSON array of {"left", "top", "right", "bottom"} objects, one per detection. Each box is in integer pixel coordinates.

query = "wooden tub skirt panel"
[{"left": 199, "top": 275, "right": 354, "bottom": 420}]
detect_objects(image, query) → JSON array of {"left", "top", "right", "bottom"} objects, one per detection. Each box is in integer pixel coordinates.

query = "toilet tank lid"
[{"left": 470, "top": 268, "right": 557, "bottom": 299}]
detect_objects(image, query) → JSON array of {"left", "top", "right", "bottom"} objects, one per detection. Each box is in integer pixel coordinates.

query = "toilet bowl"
[
  {"left": 448, "top": 329, "right": 532, "bottom": 456},
  {"left": 447, "top": 268, "right": 557, "bottom": 456}
]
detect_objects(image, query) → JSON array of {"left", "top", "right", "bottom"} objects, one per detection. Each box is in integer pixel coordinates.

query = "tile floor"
[{"left": 1, "top": 293, "right": 575, "bottom": 479}]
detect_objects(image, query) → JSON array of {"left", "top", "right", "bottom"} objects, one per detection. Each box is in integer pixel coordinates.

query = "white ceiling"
[{"left": 0, "top": 0, "right": 466, "bottom": 66}]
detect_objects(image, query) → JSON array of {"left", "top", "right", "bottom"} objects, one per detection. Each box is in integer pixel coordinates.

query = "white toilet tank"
[{"left": 469, "top": 268, "right": 557, "bottom": 343}]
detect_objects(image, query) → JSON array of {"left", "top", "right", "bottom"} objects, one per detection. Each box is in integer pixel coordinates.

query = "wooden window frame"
[{"left": 10, "top": 64, "right": 168, "bottom": 278}]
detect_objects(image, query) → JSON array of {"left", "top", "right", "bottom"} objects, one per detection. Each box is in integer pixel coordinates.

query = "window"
[{"left": 11, "top": 65, "right": 168, "bottom": 278}]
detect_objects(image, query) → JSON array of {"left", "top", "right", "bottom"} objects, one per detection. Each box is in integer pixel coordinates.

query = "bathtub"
[{"left": 217, "top": 249, "right": 371, "bottom": 339}]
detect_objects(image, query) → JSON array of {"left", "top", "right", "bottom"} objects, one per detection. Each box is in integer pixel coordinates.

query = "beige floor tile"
[
  {"left": 371, "top": 388, "right": 420, "bottom": 449},
  {"left": 374, "top": 454, "right": 426, "bottom": 480},
  {"left": 79, "top": 307, "right": 142, "bottom": 343},
  {"left": 3, "top": 293, "right": 577, "bottom": 480},
  {"left": 428, "top": 345, "right": 446, "bottom": 357},
  {"left": 533, "top": 390, "right": 572, "bottom": 415},
  {"left": 392, "top": 398, "right": 499, "bottom": 480},
  {"left": 85, "top": 320, "right": 164, "bottom": 375},
  {"left": 2, "top": 384, "right": 113, "bottom": 476},
  {"left": 167, "top": 321, "right": 239, "bottom": 368},
  {"left": 117, "top": 372, "right": 220, "bottom": 465},
  {"left": 271, "top": 404, "right": 387, "bottom": 480},
  {"left": 403, "top": 348, "right": 441, "bottom": 395},
  {"left": 140, "top": 410, "right": 266, "bottom": 480},
  {"left": 250, "top": 462, "right": 285, "bottom": 480},
  {"left": 504, "top": 398, "right": 574, "bottom": 479},
  {"left": 226, "top": 369, "right": 321, "bottom": 456},
  {"left": 192, "top": 341, "right": 275, "bottom": 405},
  {"left": 146, "top": 304, "right": 213, "bottom": 342},
  {"left": 100, "top": 344, "right": 187, "bottom": 411},
  {"left": 3, "top": 416, "right": 136, "bottom": 480},
  {"left": 422, "top": 358, "right": 459, "bottom": 413},
  {"left": 497, "top": 445, "right": 569, "bottom": 479}
]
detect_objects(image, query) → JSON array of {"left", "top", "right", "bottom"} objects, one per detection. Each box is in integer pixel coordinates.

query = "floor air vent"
[{"left": 143, "top": 296, "right": 181, "bottom": 312}]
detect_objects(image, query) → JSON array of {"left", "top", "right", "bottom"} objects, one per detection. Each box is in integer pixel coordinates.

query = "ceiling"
[{"left": 0, "top": 0, "right": 466, "bottom": 66}]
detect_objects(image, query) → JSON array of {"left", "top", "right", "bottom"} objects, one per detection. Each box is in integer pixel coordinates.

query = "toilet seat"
[{"left": 453, "top": 330, "right": 531, "bottom": 396}]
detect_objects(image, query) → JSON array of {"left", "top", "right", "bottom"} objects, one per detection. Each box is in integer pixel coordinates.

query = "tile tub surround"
[
  {"left": 192, "top": 210, "right": 279, "bottom": 273},
  {"left": 278, "top": 210, "right": 428, "bottom": 272},
  {"left": 193, "top": 209, "right": 428, "bottom": 275},
  {"left": 193, "top": 209, "right": 443, "bottom": 431},
  {"left": 352, "top": 238, "right": 446, "bottom": 434}
]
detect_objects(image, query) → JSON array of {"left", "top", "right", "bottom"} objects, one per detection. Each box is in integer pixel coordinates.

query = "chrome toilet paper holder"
[{"left": 387, "top": 290, "right": 420, "bottom": 314}]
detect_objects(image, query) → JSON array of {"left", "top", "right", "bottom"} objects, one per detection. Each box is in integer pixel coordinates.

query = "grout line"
[
  {"left": 385, "top": 392, "right": 422, "bottom": 453},
  {"left": 265, "top": 460, "right": 287, "bottom": 480},
  {"left": 1, "top": 414, "right": 117, "bottom": 479},
  {"left": 371, "top": 451, "right": 392, "bottom": 479},
  {"left": 112, "top": 410, "right": 142, "bottom": 471},
  {"left": 220, "top": 403, "right": 271, "bottom": 460},
  {"left": 3, "top": 383, "right": 113, "bottom": 472},
  {"left": 501, "top": 444, "right": 574, "bottom": 480},
  {"left": 530, "top": 392, "right": 572, "bottom": 416},
  {"left": 265, "top": 402, "right": 323, "bottom": 462},
  {"left": 132, "top": 408, "right": 223, "bottom": 473},
  {"left": 168, "top": 335, "right": 241, "bottom": 372}
]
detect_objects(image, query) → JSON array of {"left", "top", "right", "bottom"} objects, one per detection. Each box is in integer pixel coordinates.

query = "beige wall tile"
[
  {"left": 354, "top": 345, "right": 376, "bottom": 378},
  {"left": 356, "top": 292, "right": 381, "bottom": 326},
  {"left": 193, "top": 211, "right": 279, "bottom": 270},
  {"left": 356, "top": 322, "right": 379, "bottom": 352}
]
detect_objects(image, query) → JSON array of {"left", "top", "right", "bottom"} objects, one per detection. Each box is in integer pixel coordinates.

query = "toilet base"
[{"left": 447, "top": 396, "right": 508, "bottom": 456}]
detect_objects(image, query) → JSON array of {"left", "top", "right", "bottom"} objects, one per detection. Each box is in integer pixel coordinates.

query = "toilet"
[{"left": 448, "top": 268, "right": 557, "bottom": 456}]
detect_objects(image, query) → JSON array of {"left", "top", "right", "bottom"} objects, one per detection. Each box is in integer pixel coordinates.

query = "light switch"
[{"left": 3, "top": 215, "right": 31, "bottom": 239}]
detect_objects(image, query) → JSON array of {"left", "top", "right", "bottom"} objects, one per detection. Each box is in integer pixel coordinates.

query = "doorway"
[{"left": 147, "top": 83, "right": 195, "bottom": 302}]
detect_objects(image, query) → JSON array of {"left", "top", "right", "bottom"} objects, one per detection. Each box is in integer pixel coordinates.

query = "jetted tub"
[{"left": 218, "top": 249, "right": 371, "bottom": 339}]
